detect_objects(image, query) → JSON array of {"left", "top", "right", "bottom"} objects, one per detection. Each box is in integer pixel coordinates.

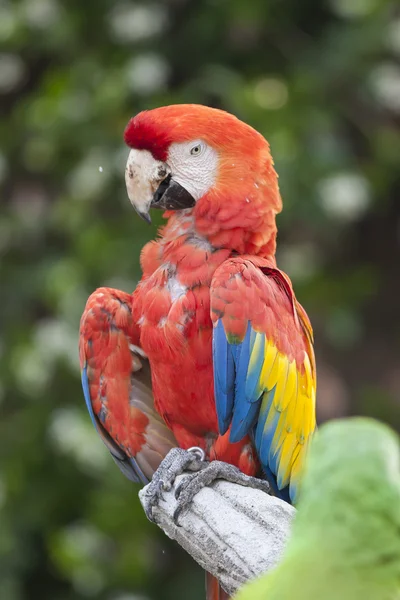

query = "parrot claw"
[
  {"left": 173, "top": 460, "right": 271, "bottom": 523},
  {"left": 142, "top": 479, "right": 166, "bottom": 522},
  {"left": 141, "top": 447, "right": 206, "bottom": 523}
]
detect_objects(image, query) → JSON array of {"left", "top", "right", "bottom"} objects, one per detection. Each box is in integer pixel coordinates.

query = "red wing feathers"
[{"left": 79, "top": 287, "right": 176, "bottom": 483}]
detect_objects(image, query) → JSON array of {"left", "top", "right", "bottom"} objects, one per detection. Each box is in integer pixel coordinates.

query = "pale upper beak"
[{"left": 125, "top": 148, "right": 196, "bottom": 224}]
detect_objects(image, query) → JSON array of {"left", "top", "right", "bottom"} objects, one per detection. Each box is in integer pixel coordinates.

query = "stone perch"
[{"left": 139, "top": 466, "right": 295, "bottom": 596}]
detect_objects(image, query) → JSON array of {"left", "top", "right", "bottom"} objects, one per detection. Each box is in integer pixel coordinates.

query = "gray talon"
[
  {"left": 142, "top": 479, "right": 166, "bottom": 522},
  {"left": 174, "top": 472, "right": 198, "bottom": 499},
  {"left": 173, "top": 502, "right": 186, "bottom": 523},
  {"left": 142, "top": 449, "right": 270, "bottom": 525},
  {"left": 141, "top": 447, "right": 206, "bottom": 523},
  {"left": 172, "top": 460, "right": 271, "bottom": 524}
]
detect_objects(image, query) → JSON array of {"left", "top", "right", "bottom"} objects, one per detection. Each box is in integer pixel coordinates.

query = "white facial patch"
[
  {"left": 167, "top": 140, "right": 218, "bottom": 201},
  {"left": 125, "top": 148, "right": 170, "bottom": 212}
]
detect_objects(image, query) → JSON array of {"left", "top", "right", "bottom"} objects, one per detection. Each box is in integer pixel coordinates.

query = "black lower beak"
[{"left": 151, "top": 175, "right": 196, "bottom": 211}]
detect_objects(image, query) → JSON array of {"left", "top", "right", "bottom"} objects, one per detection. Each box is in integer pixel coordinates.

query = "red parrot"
[{"left": 79, "top": 104, "right": 317, "bottom": 600}]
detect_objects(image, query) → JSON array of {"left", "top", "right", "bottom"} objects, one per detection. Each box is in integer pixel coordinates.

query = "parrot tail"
[{"left": 206, "top": 572, "right": 231, "bottom": 600}]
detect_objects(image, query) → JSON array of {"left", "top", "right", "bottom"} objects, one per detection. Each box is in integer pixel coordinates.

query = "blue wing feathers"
[
  {"left": 263, "top": 464, "right": 291, "bottom": 503},
  {"left": 230, "top": 325, "right": 258, "bottom": 441},
  {"left": 82, "top": 366, "right": 101, "bottom": 430},
  {"left": 255, "top": 388, "right": 278, "bottom": 462},
  {"left": 213, "top": 321, "right": 235, "bottom": 434},
  {"left": 230, "top": 401, "right": 259, "bottom": 443},
  {"left": 213, "top": 320, "right": 293, "bottom": 503},
  {"left": 214, "top": 323, "right": 266, "bottom": 443}
]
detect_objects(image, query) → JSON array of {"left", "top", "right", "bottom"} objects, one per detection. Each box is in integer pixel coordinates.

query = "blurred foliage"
[{"left": 0, "top": 0, "right": 399, "bottom": 598}]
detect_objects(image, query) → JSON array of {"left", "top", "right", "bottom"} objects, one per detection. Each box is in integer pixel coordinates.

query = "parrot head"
[{"left": 124, "top": 104, "right": 282, "bottom": 255}]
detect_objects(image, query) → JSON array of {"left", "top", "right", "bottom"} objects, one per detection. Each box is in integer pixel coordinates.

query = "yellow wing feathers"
[{"left": 255, "top": 338, "right": 316, "bottom": 502}]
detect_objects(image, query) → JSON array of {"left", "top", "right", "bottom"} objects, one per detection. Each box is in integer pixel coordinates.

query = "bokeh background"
[{"left": 1, "top": 0, "right": 399, "bottom": 598}]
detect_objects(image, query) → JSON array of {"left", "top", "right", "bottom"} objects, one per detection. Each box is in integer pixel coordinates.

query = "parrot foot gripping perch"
[
  {"left": 173, "top": 460, "right": 271, "bottom": 522},
  {"left": 141, "top": 447, "right": 207, "bottom": 522},
  {"left": 141, "top": 446, "right": 271, "bottom": 524}
]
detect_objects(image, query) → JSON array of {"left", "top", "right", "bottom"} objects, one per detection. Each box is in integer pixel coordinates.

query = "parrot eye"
[{"left": 190, "top": 143, "right": 203, "bottom": 156}]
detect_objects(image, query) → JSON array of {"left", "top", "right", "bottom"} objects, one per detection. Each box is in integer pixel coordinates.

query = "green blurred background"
[{"left": 1, "top": 0, "right": 399, "bottom": 598}]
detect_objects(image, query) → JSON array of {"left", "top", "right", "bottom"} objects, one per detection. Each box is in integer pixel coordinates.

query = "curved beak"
[{"left": 125, "top": 149, "right": 196, "bottom": 224}]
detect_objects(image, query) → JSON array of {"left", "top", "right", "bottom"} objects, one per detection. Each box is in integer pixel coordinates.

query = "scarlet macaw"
[{"left": 79, "top": 105, "right": 317, "bottom": 600}]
